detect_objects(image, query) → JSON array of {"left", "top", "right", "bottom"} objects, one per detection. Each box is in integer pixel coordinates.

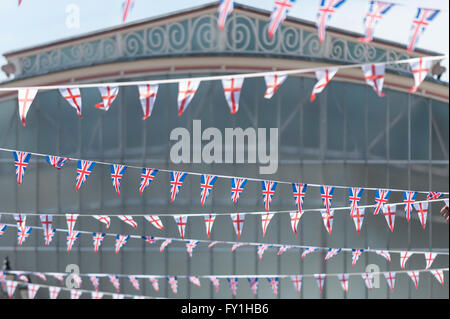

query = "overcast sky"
[{"left": 0, "top": 0, "right": 448, "bottom": 82}]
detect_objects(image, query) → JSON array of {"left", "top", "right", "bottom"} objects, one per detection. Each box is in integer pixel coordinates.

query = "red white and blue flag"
[
  {"left": 231, "top": 242, "right": 245, "bottom": 252},
  {"left": 115, "top": 235, "right": 130, "bottom": 254},
  {"left": 320, "top": 185, "right": 335, "bottom": 215},
  {"left": 262, "top": 180, "right": 277, "bottom": 212},
  {"left": 144, "top": 215, "right": 164, "bottom": 230},
  {"left": 17, "top": 226, "right": 32, "bottom": 246},
  {"left": 76, "top": 160, "right": 95, "bottom": 191},
  {"left": 338, "top": 274, "right": 349, "bottom": 293},
  {"left": 142, "top": 235, "right": 157, "bottom": 244},
  {"left": 122, "top": 0, "right": 135, "bottom": 23},
  {"left": 218, "top": 0, "right": 234, "bottom": 31},
  {"left": 227, "top": 277, "right": 238, "bottom": 296},
  {"left": 222, "top": 78, "right": 244, "bottom": 114},
  {"left": 384, "top": 272, "right": 396, "bottom": 292},
  {"left": 209, "top": 276, "right": 220, "bottom": 293},
  {"left": 264, "top": 74, "right": 287, "bottom": 99},
  {"left": 351, "top": 207, "right": 365, "bottom": 235},
  {"left": 349, "top": 187, "right": 364, "bottom": 218},
  {"left": 170, "top": 171, "right": 188, "bottom": 202},
  {"left": 46, "top": 156, "right": 69, "bottom": 170},
  {"left": 200, "top": 175, "right": 217, "bottom": 206},
  {"left": 302, "top": 247, "right": 319, "bottom": 259},
  {"left": 59, "top": 88, "right": 82, "bottom": 117},
  {"left": 93, "top": 215, "right": 110, "bottom": 229},
  {"left": 129, "top": 276, "right": 140, "bottom": 291},
  {"left": 110, "top": 164, "right": 127, "bottom": 196},
  {"left": 118, "top": 215, "right": 138, "bottom": 230},
  {"left": 400, "top": 251, "right": 413, "bottom": 270},
  {"left": 373, "top": 189, "right": 391, "bottom": 215},
  {"left": 89, "top": 275, "right": 99, "bottom": 291},
  {"left": 174, "top": 215, "right": 188, "bottom": 240},
  {"left": 427, "top": 192, "right": 443, "bottom": 200},
  {"left": 310, "top": 68, "right": 339, "bottom": 101},
  {"left": 277, "top": 245, "right": 291, "bottom": 256},
  {"left": 314, "top": 273, "right": 326, "bottom": 293},
  {"left": 403, "top": 191, "right": 417, "bottom": 222},
  {"left": 95, "top": 86, "right": 119, "bottom": 111},
  {"left": 292, "top": 183, "right": 307, "bottom": 213},
  {"left": 359, "top": 1, "right": 395, "bottom": 43},
  {"left": 362, "top": 63, "right": 386, "bottom": 97},
  {"left": 407, "top": 8, "right": 440, "bottom": 52},
  {"left": 149, "top": 277, "right": 159, "bottom": 291},
  {"left": 231, "top": 213, "right": 245, "bottom": 239},
  {"left": 257, "top": 244, "right": 271, "bottom": 260},
  {"left": 66, "top": 231, "right": 80, "bottom": 253},
  {"left": 231, "top": 178, "right": 247, "bottom": 203},
  {"left": 139, "top": 168, "right": 158, "bottom": 194},
  {"left": 268, "top": 277, "right": 279, "bottom": 296},
  {"left": 382, "top": 204, "right": 396, "bottom": 232},
  {"left": 167, "top": 276, "right": 178, "bottom": 294},
  {"left": 268, "top": 0, "right": 296, "bottom": 39},
  {"left": 108, "top": 275, "right": 120, "bottom": 293},
  {"left": 324, "top": 248, "right": 341, "bottom": 261},
  {"left": 186, "top": 240, "right": 199, "bottom": 258},
  {"left": 177, "top": 80, "right": 200, "bottom": 116},
  {"left": 160, "top": 239, "right": 172, "bottom": 253},
  {"left": 430, "top": 269, "right": 445, "bottom": 286},
  {"left": 407, "top": 271, "right": 420, "bottom": 290},
  {"left": 13, "top": 151, "right": 31, "bottom": 185},
  {"left": 291, "top": 275, "right": 302, "bottom": 294},
  {"left": 0, "top": 224, "right": 6, "bottom": 238},
  {"left": 204, "top": 214, "right": 216, "bottom": 238},
  {"left": 18, "top": 88, "right": 38, "bottom": 127},
  {"left": 321, "top": 209, "right": 334, "bottom": 234},
  {"left": 409, "top": 57, "right": 432, "bottom": 93},
  {"left": 189, "top": 276, "right": 201, "bottom": 287},
  {"left": 40, "top": 215, "right": 55, "bottom": 246},
  {"left": 138, "top": 84, "right": 158, "bottom": 120},
  {"left": 352, "top": 249, "right": 364, "bottom": 266},
  {"left": 248, "top": 277, "right": 259, "bottom": 296},
  {"left": 424, "top": 252, "right": 437, "bottom": 270},
  {"left": 375, "top": 250, "right": 391, "bottom": 262},
  {"left": 34, "top": 272, "right": 47, "bottom": 282},
  {"left": 92, "top": 232, "right": 105, "bottom": 253},
  {"left": 316, "top": 0, "right": 346, "bottom": 43}
]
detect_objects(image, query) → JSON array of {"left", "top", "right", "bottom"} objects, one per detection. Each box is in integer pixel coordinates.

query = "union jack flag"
[
  {"left": 261, "top": 213, "right": 274, "bottom": 237},
  {"left": 373, "top": 189, "right": 391, "bottom": 215},
  {"left": 382, "top": 204, "right": 396, "bottom": 232},
  {"left": 139, "top": 168, "right": 158, "bottom": 194},
  {"left": 66, "top": 213, "right": 78, "bottom": 235},
  {"left": 227, "top": 277, "right": 238, "bottom": 296},
  {"left": 66, "top": 231, "right": 80, "bottom": 253},
  {"left": 186, "top": 240, "right": 199, "bottom": 258},
  {"left": 375, "top": 250, "right": 391, "bottom": 262},
  {"left": 277, "top": 245, "right": 291, "bottom": 256},
  {"left": 189, "top": 276, "right": 201, "bottom": 287},
  {"left": 51, "top": 273, "right": 65, "bottom": 285},
  {"left": 268, "top": 0, "right": 296, "bottom": 39},
  {"left": 427, "top": 192, "right": 443, "bottom": 200},
  {"left": 324, "top": 248, "right": 341, "bottom": 261},
  {"left": 316, "top": 0, "right": 346, "bottom": 43},
  {"left": 0, "top": 224, "right": 6, "bottom": 238},
  {"left": 89, "top": 275, "right": 99, "bottom": 291},
  {"left": 46, "top": 156, "right": 69, "bottom": 170},
  {"left": 415, "top": 202, "right": 428, "bottom": 229},
  {"left": 384, "top": 272, "right": 396, "bottom": 292},
  {"left": 70, "top": 289, "right": 82, "bottom": 299},
  {"left": 115, "top": 235, "right": 130, "bottom": 254},
  {"left": 170, "top": 171, "right": 188, "bottom": 202},
  {"left": 149, "top": 277, "right": 159, "bottom": 291},
  {"left": 27, "top": 284, "right": 39, "bottom": 299},
  {"left": 218, "top": 0, "right": 234, "bottom": 31},
  {"left": 138, "top": 84, "right": 158, "bottom": 120},
  {"left": 144, "top": 215, "right": 164, "bottom": 230},
  {"left": 118, "top": 215, "right": 138, "bottom": 229},
  {"left": 76, "top": 160, "right": 95, "bottom": 191},
  {"left": 337, "top": 274, "right": 349, "bottom": 293},
  {"left": 18, "top": 88, "right": 38, "bottom": 127},
  {"left": 314, "top": 273, "right": 326, "bottom": 293},
  {"left": 95, "top": 86, "right": 119, "bottom": 111},
  {"left": 129, "top": 276, "right": 140, "bottom": 291},
  {"left": 403, "top": 191, "right": 417, "bottom": 222},
  {"left": 231, "top": 178, "right": 247, "bottom": 203},
  {"left": 59, "top": 88, "right": 82, "bottom": 117},
  {"left": 257, "top": 244, "right": 271, "bottom": 260},
  {"left": 262, "top": 180, "right": 277, "bottom": 212},
  {"left": 108, "top": 275, "right": 121, "bottom": 293},
  {"left": 407, "top": 271, "right": 420, "bottom": 290},
  {"left": 92, "top": 232, "right": 105, "bottom": 253},
  {"left": 13, "top": 151, "right": 31, "bottom": 185},
  {"left": 289, "top": 211, "right": 303, "bottom": 237},
  {"left": 264, "top": 74, "right": 287, "bottom": 99},
  {"left": 204, "top": 214, "right": 216, "bottom": 238},
  {"left": 267, "top": 277, "right": 279, "bottom": 296},
  {"left": 290, "top": 275, "right": 302, "bottom": 294},
  {"left": 361, "top": 272, "right": 374, "bottom": 290},
  {"left": 34, "top": 272, "right": 47, "bottom": 282},
  {"left": 121, "top": 0, "right": 135, "bottom": 23},
  {"left": 17, "top": 226, "right": 32, "bottom": 246},
  {"left": 142, "top": 235, "right": 158, "bottom": 244},
  {"left": 110, "top": 164, "right": 127, "bottom": 196},
  {"left": 429, "top": 269, "right": 445, "bottom": 286},
  {"left": 400, "top": 251, "right": 413, "bottom": 270},
  {"left": 310, "top": 68, "right": 339, "bottom": 101},
  {"left": 407, "top": 8, "right": 440, "bottom": 52},
  {"left": 301, "top": 247, "right": 319, "bottom": 259},
  {"left": 93, "top": 215, "right": 111, "bottom": 229},
  {"left": 409, "top": 57, "right": 432, "bottom": 93},
  {"left": 248, "top": 277, "right": 259, "bottom": 296},
  {"left": 320, "top": 185, "right": 335, "bottom": 215},
  {"left": 424, "top": 252, "right": 437, "bottom": 270},
  {"left": 174, "top": 215, "right": 188, "bottom": 239},
  {"left": 222, "top": 78, "right": 244, "bottom": 114},
  {"left": 362, "top": 63, "right": 386, "bottom": 97},
  {"left": 200, "top": 175, "right": 217, "bottom": 206},
  {"left": 359, "top": 1, "right": 395, "bottom": 43},
  {"left": 209, "top": 276, "right": 220, "bottom": 293},
  {"left": 177, "top": 80, "right": 200, "bottom": 116},
  {"left": 167, "top": 276, "right": 178, "bottom": 294},
  {"left": 321, "top": 209, "right": 334, "bottom": 234},
  {"left": 160, "top": 238, "right": 172, "bottom": 253},
  {"left": 231, "top": 213, "right": 245, "bottom": 239},
  {"left": 349, "top": 187, "right": 364, "bottom": 217},
  {"left": 352, "top": 249, "right": 364, "bottom": 266}
]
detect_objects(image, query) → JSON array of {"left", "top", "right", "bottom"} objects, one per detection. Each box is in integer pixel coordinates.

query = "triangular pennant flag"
[
  {"left": 409, "top": 58, "right": 432, "bottom": 92},
  {"left": 75, "top": 160, "right": 95, "bottom": 191},
  {"left": 362, "top": 64, "right": 386, "bottom": 97},
  {"left": 34, "top": 272, "right": 47, "bottom": 282},
  {"left": 14, "top": 214, "right": 27, "bottom": 231},
  {"left": 27, "top": 284, "right": 39, "bottom": 299},
  {"left": 289, "top": 211, "right": 303, "bottom": 237},
  {"left": 248, "top": 277, "right": 259, "bottom": 296},
  {"left": 186, "top": 240, "right": 199, "bottom": 258},
  {"left": 403, "top": 191, "right": 418, "bottom": 222},
  {"left": 110, "top": 164, "right": 127, "bottom": 196},
  {"left": 349, "top": 187, "right": 364, "bottom": 220},
  {"left": 314, "top": 273, "right": 326, "bottom": 293},
  {"left": 95, "top": 86, "right": 119, "bottom": 111},
  {"left": 277, "top": 245, "right": 291, "bottom": 255},
  {"left": 231, "top": 213, "right": 245, "bottom": 239},
  {"left": 118, "top": 215, "right": 138, "bottom": 229},
  {"left": 407, "top": 8, "right": 440, "bottom": 52},
  {"left": 149, "top": 277, "right": 159, "bottom": 292},
  {"left": 261, "top": 213, "right": 274, "bottom": 237},
  {"left": 204, "top": 214, "right": 216, "bottom": 238},
  {"left": 400, "top": 251, "right": 413, "bottom": 270},
  {"left": 200, "top": 175, "right": 217, "bottom": 206},
  {"left": 359, "top": 1, "right": 395, "bottom": 43},
  {"left": 361, "top": 273, "right": 374, "bottom": 290},
  {"left": 231, "top": 178, "right": 247, "bottom": 203},
  {"left": 222, "top": 78, "right": 244, "bottom": 114},
  {"left": 138, "top": 84, "right": 158, "bottom": 120},
  {"left": 66, "top": 214, "right": 78, "bottom": 235},
  {"left": 430, "top": 269, "right": 445, "bottom": 286},
  {"left": 160, "top": 239, "right": 172, "bottom": 253},
  {"left": 142, "top": 235, "right": 157, "bottom": 244},
  {"left": 351, "top": 207, "right": 365, "bottom": 235},
  {"left": 424, "top": 252, "right": 437, "bottom": 270},
  {"left": 373, "top": 189, "right": 391, "bottom": 215},
  {"left": 49, "top": 286, "right": 61, "bottom": 299},
  {"left": 261, "top": 181, "right": 277, "bottom": 212},
  {"left": 93, "top": 215, "right": 110, "bottom": 229},
  {"left": 208, "top": 241, "right": 219, "bottom": 249},
  {"left": 407, "top": 271, "right": 420, "bottom": 290},
  {"left": 59, "top": 88, "right": 82, "bottom": 117},
  {"left": 310, "top": 68, "right": 339, "bottom": 101},
  {"left": 321, "top": 209, "right": 334, "bottom": 234},
  {"left": 337, "top": 274, "right": 349, "bottom": 293},
  {"left": 92, "top": 232, "right": 105, "bottom": 253},
  {"left": 45, "top": 156, "right": 69, "bottom": 170},
  {"left": 18, "top": 88, "right": 38, "bottom": 126},
  {"left": 0, "top": 224, "right": 6, "bottom": 238},
  {"left": 292, "top": 183, "right": 307, "bottom": 213},
  {"left": 257, "top": 244, "right": 270, "bottom": 260},
  {"left": 267, "top": 277, "right": 279, "bottom": 296},
  {"left": 209, "top": 276, "right": 220, "bottom": 293},
  {"left": 91, "top": 291, "right": 104, "bottom": 299},
  {"left": 13, "top": 151, "right": 31, "bottom": 185},
  {"left": 170, "top": 171, "right": 188, "bottom": 202},
  {"left": 66, "top": 231, "right": 80, "bottom": 253},
  {"left": 320, "top": 185, "right": 335, "bottom": 215},
  {"left": 70, "top": 289, "right": 82, "bottom": 299},
  {"left": 139, "top": 168, "right": 158, "bottom": 194},
  {"left": 268, "top": 0, "right": 296, "bottom": 39},
  {"left": 6, "top": 280, "right": 18, "bottom": 298},
  {"left": 352, "top": 249, "right": 364, "bottom": 266},
  {"left": 227, "top": 277, "right": 238, "bottom": 296},
  {"left": 50, "top": 273, "right": 65, "bottom": 285},
  {"left": 89, "top": 275, "right": 100, "bottom": 291},
  {"left": 290, "top": 275, "right": 302, "bottom": 294},
  {"left": 384, "top": 272, "right": 396, "bottom": 292},
  {"left": 264, "top": 74, "right": 287, "bottom": 99},
  {"left": 121, "top": 0, "right": 135, "bottom": 23},
  {"left": 302, "top": 247, "right": 319, "bottom": 259},
  {"left": 324, "top": 248, "right": 342, "bottom": 261},
  {"left": 17, "top": 226, "right": 32, "bottom": 246},
  {"left": 108, "top": 275, "right": 120, "bottom": 293},
  {"left": 189, "top": 276, "right": 201, "bottom": 287},
  {"left": 382, "top": 204, "right": 396, "bottom": 232},
  {"left": 427, "top": 192, "right": 443, "bottom": 200},
  {"left": 167, "top": 276, "right": 178, "bottom": 294},
  {"left": 115, "top": 235, "right": 130, "bottom": 254},
  {"left": 112, "top": 293, "right": 124, "bottom": 299},
  {"left": 174, "top": 215, "right": 188, "bottom": 240},
  {"left": 128, "top": 276, "right": 140, "bottom": 291},
  {"left": 144, "top": 215, "right": 164, "bottom": 230},
  {"left": 375, "top": 250, "right": 391, "bottom": 262},
  {"left": 177, "top": 80, "right": 200, "bottom": 116},
  {"left": 218, "top": 0, "right": 234, "bottom": 31},
  {"left": 414, "top": 202, "right": 428, "bottom": 230},
  {"left": 231, "top": 242, "right": 245, "bottom": 252},
  {"left": 316, "top": 0, "right": 346, "bottom": 43}
]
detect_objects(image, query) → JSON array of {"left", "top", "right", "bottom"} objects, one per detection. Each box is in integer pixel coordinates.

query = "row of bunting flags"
[
  {"left": 12, "top": 55, "right": 440, "bottom": 126},
  {"left": 2, "top": 268, "right": 447, "bottom": 298}
]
